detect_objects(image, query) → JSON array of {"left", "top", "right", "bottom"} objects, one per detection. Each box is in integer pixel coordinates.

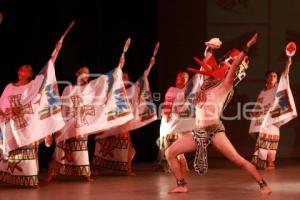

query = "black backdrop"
[{"left": 0, "top": 0, "right": 161, "bottom": 167}]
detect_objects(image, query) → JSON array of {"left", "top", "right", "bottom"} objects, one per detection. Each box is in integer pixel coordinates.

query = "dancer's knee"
[
  {"left": 165, "top": 147, "right": 177, "bottom": 161},
  {"left": 177, "top": 154, "right": 186, "bottom": 161}
]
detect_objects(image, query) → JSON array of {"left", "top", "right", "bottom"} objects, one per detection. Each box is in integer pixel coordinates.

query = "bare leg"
[
  {"left": 267, "top": 151, "right": 276, "bottom": 169},
  {"left": 127, "top": 133, "right": 136, "bottom": 176},
  {"left": 177, "top": 154, "right": 189, "bottom": 177},
  {"left": 177, "top": 134, "right": 190, "bottom": 175},
  {"left": 44, "top": 174, "right": 55, "bottom": 183},
  {"left": 85, "top": 175, "right": 94, "bottom": 182},
  {"left": 91, "top": 167, "right": 101, "bottom": 177},
  {"left": 43, "top": 160, "right": 57, "bottom": 183},
  {"left": 212, "top": 132, "right": 271, "bottom": 195},
  {"left": 165, "top": 132, "right": 196, "bottom": 193}
]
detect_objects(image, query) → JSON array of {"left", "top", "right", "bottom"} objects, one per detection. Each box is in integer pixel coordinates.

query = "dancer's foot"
[
  {"left": 169, "top": 179, "right": 188, "bottom": 193},
  {"left": 168, "top": 185, "right": 188, "bottom": 193},
  {"left": 127, "top": 170, "right": 136, "bottom": 176},
  {"left": 33, "top": 185, "right": 41, "bottom": 189},
  {"left": 85, "top": 176, "right": 94, "bottom": 182},
  {"left": 267, "top": 162, "right": 276, "bottom": 170},
  {"left": 258, "top": 179, "right": 272, "bottom": 195},
  {"left": 43, "top": 174, "right": 55, "bottom": 183},
  {"left": 260, "top": 185, "right": 272, "bottom": 195},
  {"left": 153, "top": 163, "right": 164, "bottom": 172},
  {"left": 91, "top": 169, "right": 101, "bottom": 177}
]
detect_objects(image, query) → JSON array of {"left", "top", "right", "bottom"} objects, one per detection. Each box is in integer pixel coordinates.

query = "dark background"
[{"left": 0, "top": 0, "right": 299, "bottom": 168}]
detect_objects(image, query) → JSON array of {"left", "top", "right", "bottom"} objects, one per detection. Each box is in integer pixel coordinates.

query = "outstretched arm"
[
  {"left": 145, "top": 42, "right": 160, "bottom": 76},
  {"left": 144, "top": 57, "right": 155, "bottom": 77},
  {"left": 283, "top": 56, "right": 292, "bottom": 77},
  {"left": 203, "top": 43, "right": 220, "bottom": 63},
  {"left": 203, "top": 49, "right": 213, "bottom": 63},
  {"left": 118, "top": 38, "right": 131, "bottom": 69},
  {"left": 224, "top": 33, "right": 258, "bottom": 86},
  {"left": 118, "top": 53, "right": 125, "bottom": 69},
  {"left": 50, "top": 21, "right": 75, "bottom": 63},
  {"left": 203, "top": 37, "right": 222, "bottom": 62},
  {"left": 51, "top": 41, "right": 63, "bottom": 63}
]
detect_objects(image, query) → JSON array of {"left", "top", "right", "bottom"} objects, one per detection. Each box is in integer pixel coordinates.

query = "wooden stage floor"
[{"left": 1, "top": 159, "right": 300, "bottom": 200}]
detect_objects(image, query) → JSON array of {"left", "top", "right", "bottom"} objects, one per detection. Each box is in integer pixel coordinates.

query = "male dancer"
[{"left": 165, "top": 34, "right": 271, "bottom": 194}]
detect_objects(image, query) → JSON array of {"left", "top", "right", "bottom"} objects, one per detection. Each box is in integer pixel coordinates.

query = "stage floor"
[{"left": 1, "top": 159, "right": 300, "bottom": 200}]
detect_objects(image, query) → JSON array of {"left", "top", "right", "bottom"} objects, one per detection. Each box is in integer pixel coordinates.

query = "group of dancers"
[
  {"left": 0, "top": 21, "right": 298, "bottom": 195},
  {"left": 158, "top": 34, "right": 297, "bottom": 194}
]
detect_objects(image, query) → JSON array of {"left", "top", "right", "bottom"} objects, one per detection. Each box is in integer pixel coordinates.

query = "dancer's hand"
[
  {"left": 149, "top": 56, "right": 155, "bottom": 66},
  {"left": 207, "top": 44, "right": 221, "bottom": 49},
  {"left": 246, "top": 33, "right": 258, "bottom": 48},
  {"left": 205, "top": 38, "right": 222, "bottom": 49},
  {"left": 145, "top": 57, "right": 155, "bottom": 77},
  {"left": 56, "top": 41, "right": 63, "bottom": 49},
  {"left": 51, "top": 41, "right": 63, "bottom": 63}
]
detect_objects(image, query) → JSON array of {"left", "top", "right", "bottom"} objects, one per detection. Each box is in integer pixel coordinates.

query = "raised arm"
[
  {"left": 118, "top": 53, "right": 126, "bottom": 69},
  {"left": 144, "top": 57, "right": 155, "bottom": 77},
  {"left": 283, "top": 56, "right": 292, "bottom": 77},
  {"left": 203, "top": 38, "right": 222, "bottom": 63},
  {"left": 51, "top": 41, "right": 63, "bottom": 63},
  {"left": 145, "top": 42, "right": 160, "bottom": 76},
  {"left": 224, "top": 33, "right": 258, "bottom": 86},
  {"left": 203, "top": 49, "right": 213, "bottom": 63},
  {"left": 51, "top": 21, "right": 75, "bottom": 63},
  {"left": 118, "top": 38, "right": 131, "bottom": 69}
]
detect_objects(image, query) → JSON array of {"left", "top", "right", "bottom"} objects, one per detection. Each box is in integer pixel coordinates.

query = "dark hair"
[
  {"left": 76, "top": 66, "right": 89, "bottom": 77},
  {"left": 18, "top": 64, "right": 34, "bottom": 80},
  {"left": 176, "top": 71, "right": 189, "bottom": 79},
  {"left": 265, "top": 70, "right": 279, "bottom": 78}
]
